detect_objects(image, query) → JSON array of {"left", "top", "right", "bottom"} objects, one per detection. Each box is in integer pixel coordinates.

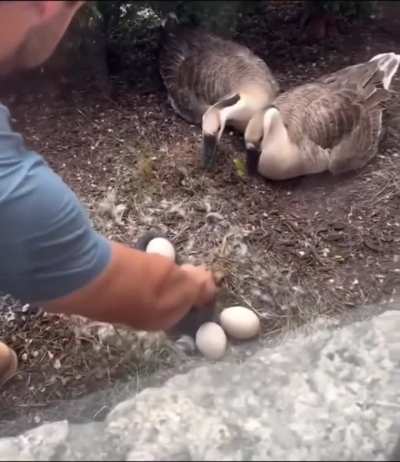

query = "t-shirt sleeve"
[{"left": 0, "top": 104, "right": 112, "bottom": 304}]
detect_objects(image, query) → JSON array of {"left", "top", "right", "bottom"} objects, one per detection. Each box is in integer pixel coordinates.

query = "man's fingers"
[{"left": 212, "top": 270, "right": 225, "bottom": 286}]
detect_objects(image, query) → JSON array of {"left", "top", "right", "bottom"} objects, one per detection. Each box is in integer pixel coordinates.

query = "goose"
[
  {"left": 159, "top": 13, "right": 280, "bottom": 169},
  {"left": 244, "top": 52, "right": 400, "bottom": 180}
]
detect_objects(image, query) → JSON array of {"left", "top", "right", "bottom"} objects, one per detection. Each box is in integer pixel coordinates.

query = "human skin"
[{"left": 0, "top": 1, "right": 218, "bottom": 331}]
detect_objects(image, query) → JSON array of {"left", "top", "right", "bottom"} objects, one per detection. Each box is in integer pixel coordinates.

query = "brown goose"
[
  {"left": 244, "top": 52, "right": 400, "bottom": 180},
  {"left": 159, "top": 13, "right": 279, "bottom": 169}
]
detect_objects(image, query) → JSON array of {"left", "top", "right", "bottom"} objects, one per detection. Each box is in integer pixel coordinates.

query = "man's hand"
[
  {"left": 180, "top": 264, "right": 218, "bottom": 308},
  {"left": 166, "top": 264, "right": 220, "bottom": 339}
]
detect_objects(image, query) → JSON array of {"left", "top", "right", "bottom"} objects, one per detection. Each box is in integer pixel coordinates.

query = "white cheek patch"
[{"left": 202, "top": 114, "right": 220, "bottom": 135}]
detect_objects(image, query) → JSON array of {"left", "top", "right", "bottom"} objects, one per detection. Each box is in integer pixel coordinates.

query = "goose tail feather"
[{"left": 369, "top": 52, "right": 400, "bottom": 90}]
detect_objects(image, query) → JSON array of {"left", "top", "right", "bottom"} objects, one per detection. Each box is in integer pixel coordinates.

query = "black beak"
[
  {"left": 246, "top": 146, "right": 261, "bottom": 176},
  {"left": 201, "top": 134, "right": 218, "bottom": 170}
]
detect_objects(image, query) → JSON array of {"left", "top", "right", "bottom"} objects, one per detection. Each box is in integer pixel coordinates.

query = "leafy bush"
[
  {"left": 35, "top": 0, "right": 379, "bottom": 91},
  {"left": 307, "top": 0, "right": 377, "bottom": 19},
  {"left": 151, "top": 1, "right": 250, "bottom": 36},
  {"left": 95, "top": 0, "right": 377, "bottom": 46}
]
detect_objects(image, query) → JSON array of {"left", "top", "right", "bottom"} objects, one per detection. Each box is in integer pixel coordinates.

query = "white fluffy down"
[{"left": 145, "top": 237, "right": 176, "bottom": 261}]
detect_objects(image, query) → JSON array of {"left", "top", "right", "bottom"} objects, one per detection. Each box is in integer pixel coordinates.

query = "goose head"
[
  {"left": 201, "top": 93, "right": 242, "bottom": 169},
  {"left": 244, "top": 105, "right": 286, "bottom": 176}
]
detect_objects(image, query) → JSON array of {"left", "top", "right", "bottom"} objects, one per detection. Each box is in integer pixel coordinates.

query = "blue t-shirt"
[{"left": 0, "top": 103, "right": 112, "bottom": 303}]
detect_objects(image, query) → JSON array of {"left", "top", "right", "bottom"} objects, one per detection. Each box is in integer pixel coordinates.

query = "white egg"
[
  {"left": 220, "top": 306, "right": 260, "bottom": 340},
  {"left": 145, "top": 237, "right": 176, "bottom": 261},
  {"left": 195, "top": 322, "right": 227, "bottom": 360}
]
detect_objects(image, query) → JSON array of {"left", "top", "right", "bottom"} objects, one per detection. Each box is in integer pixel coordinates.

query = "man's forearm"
[{"left": 43, "top": 241, "right": 205, "bottom": 331}]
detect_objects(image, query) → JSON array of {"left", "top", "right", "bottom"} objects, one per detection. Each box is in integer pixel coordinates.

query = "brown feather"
[
  {"left": 270, "top": 56, "right": 396, "bottom": 176},
  {"left": 159, "top": 23, "right": 279, "bottom": 124},
  {"left": 249, "top": 53, "right": 400, "bottom": 180},
  {"left": 274, "top": 84, "right": 361, "bottom": 150}
]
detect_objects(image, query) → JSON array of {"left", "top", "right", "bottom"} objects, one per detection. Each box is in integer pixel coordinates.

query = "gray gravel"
[{"left": 0, "top": 308, "right": 399, "bottom": 461}]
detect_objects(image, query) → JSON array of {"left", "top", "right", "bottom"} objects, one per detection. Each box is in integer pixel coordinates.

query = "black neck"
[{"left": 246, "top": 148, "right": 261, "bottom": 176}]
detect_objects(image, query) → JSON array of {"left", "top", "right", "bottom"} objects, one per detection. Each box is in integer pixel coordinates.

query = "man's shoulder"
[
  {"left": 0, "top": 103, "right": 10, "bottom": 120},
  {"left": 0, "top": 103, "right": 111, "bottom": 303},
  {"left": 0, "top": 103, "right": 56, "bottom": 210},
  {"left": 0, "top": 103, "right": 11, "bottom": 122},
  {"left": 0, "top": 101, "right": 46, "bottom": 163},
  {"left": 0, "top": 103, "right": 23, "bottom": 143},
  {"left": 0, "top": 102, "right": 87, "bottom": 229}
]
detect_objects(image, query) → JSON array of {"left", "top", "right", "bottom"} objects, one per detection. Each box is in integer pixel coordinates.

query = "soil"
[{"left": 1, "top": 0, "right": 400, "bottom": 438}]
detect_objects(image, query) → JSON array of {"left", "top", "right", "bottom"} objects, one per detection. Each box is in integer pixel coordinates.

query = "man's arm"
[
  {"left": 0, "top": 105, "right": 216, "bottom": 330},
  {"left": 1, "top": 159, "right": 216, "bottom": 331},
  {"left": 43, "top": 242, "right": 216, "bottom": 331}
]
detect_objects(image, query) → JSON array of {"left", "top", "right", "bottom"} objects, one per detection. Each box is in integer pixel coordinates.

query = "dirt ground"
[{"left": 1, "top": 1, "right": 400, "bottom": 437}]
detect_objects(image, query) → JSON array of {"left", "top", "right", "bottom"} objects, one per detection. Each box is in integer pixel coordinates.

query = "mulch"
[{"left": 1, "top": 0, "right": 400, "bottom": 437}]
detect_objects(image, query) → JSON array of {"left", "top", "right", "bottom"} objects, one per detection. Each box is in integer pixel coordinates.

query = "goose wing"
[
  {"left": 160, "top": 50, "right": 234, "bottom": 123},
  {"left": 316, "top": 60, "right": 381, "bottom": 90},
  {"left": 159, "top": 25, "right": 238, "bottom": 93},
  {"left": 159, "top": 28, "right": 221, "bottom": 122},
  {"left": 329, "top": 89, "right": 388, "bottom": 173},
  {"left": 317, "top": 52, "right": 400, "bottom": 92},
  {"left": 276, "top": 83, "right": 388, "bottom": 174},
  {"left": 276, "top": 83, "right": 362, "bottom": 149},
  {"left": 160, "top": 25, "right": 279, "bottom": 122}
]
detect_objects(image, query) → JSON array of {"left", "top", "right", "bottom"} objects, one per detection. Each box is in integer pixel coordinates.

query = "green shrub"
[{"left": 307, "top": 0, "right": 377, "bottom": 19}]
